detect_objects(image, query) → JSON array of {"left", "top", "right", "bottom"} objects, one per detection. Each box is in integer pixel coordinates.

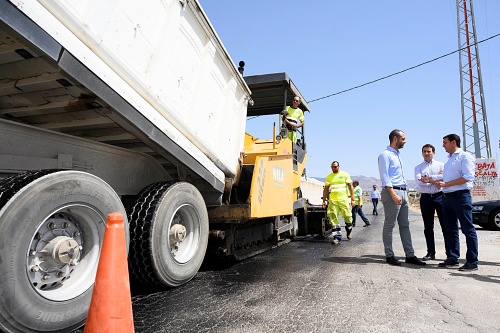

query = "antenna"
[{"left": 456, "top": 0, "right": 491, "bottom": 158}]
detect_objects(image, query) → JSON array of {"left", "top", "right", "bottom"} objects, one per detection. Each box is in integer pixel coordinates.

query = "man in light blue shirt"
[
  {"left": 435, "top": 134, "right": 478, "bottom": 271},
  {"left": 378, "top": 129, "right": 425, "bottom": 267}
]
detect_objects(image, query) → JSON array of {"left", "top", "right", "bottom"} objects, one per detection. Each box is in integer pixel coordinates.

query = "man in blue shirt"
[
  {"left": 378, "top": 129, "right": 426, "bottom": 267},
  {"left": 435, "top": 134, "right": 478, "bottom": 271}
]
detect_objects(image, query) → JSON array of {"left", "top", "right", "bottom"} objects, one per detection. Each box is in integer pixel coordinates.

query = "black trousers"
[{"left": 419, "top": 193, "right": 448, "bottom": 257}]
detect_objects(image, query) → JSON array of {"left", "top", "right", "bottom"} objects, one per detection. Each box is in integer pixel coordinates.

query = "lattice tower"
[{"left": 456, "top": 0, "right": 491, "bottom": 158}]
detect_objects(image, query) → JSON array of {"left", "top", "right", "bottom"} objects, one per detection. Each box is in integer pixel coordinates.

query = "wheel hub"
[
  {"left": 41, "top": 236, "right": 81, "bottom": 266},
  {"left": 170, "top": 224, "right": 187, "bottom": 243},
  {"left": 28, "top": 213, "right": 84, "bottom": 293}
]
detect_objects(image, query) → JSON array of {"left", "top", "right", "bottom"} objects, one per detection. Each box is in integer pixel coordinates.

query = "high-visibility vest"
[
  {"left": 325, "top": 171, "right": 352, "bottom": 201},
  {"left": 353, "top": 185, "right": 363, "bottom": 205}
]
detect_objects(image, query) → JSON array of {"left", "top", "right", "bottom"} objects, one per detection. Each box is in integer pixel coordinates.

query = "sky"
[{"left": 198, "top": 0, "right": 500, "bottom": 179}]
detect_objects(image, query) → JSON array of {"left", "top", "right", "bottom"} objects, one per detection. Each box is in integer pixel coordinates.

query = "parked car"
[{"left": 472, "top": 200, "right": 500, "bottom": 231}]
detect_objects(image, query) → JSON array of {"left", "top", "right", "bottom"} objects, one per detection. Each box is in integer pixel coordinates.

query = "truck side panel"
[
  {"left": 7, "top": 0, "right": 250, "bottom": 180},
  {"left": 0, "top": 1, "right": 221, "bottom": 195},
  {"left": 0, "top": 118, "right": 168, "bottom": 195},
  {"left": 300, "top": 177, "right": 325, "bottom": 205}
]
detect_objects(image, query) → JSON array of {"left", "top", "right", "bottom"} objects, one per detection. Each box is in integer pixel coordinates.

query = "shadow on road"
[
  {"left": 320, "top": 254, "right": 386, "bottom": 265},
  {"left": 450, "top": 272, "right": 500, "bottom": 284}
]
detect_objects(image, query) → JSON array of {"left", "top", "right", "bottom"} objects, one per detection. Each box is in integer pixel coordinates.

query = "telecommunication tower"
[{"left": 456, "top": 0, "right": 491, "bottom": 158}]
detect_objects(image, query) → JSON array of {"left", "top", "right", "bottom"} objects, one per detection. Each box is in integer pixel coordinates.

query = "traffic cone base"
[{"left": 84, "top": 212, "right": 134, "bottom": 333}]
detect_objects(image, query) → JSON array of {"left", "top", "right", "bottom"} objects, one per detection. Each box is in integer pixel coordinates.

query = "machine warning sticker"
[
  {"left": 257, "top": 159, "right": 265, "bottom": 203},
  {"left": 273, "top": 166, "right": 284, "bottom": 187}
]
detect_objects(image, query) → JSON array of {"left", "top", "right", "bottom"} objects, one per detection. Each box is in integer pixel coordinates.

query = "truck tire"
[
  {"left": 128, "top": 181, "right": 209, "bottom": 287},
  {"left": 0, "top": 170, "right": 127, "bottom": 333}
]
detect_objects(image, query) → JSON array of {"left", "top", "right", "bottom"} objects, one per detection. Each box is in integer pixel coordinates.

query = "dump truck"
[{"left": 0, "top": 1, "right": 330, "bottom": 332}]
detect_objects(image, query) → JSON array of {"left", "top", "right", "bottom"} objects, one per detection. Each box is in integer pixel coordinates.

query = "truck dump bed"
[{"left": 0, "top": 0, "right": 251, "bottom": 193}]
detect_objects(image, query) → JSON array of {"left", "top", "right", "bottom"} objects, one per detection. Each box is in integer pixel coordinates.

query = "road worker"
[
  {"left": 352, "top": 180, "right": 371, "bottom": 227},
  {"left": 322, "top": 161, "right": 355, "bottom": 244},
  {"left": 283, "top": 96, "right": 304, "bottom": 143}
]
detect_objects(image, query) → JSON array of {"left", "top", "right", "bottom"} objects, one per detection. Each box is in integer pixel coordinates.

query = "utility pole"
[{"left": 456, "top": 0, "right": 491, "bottom": 158}]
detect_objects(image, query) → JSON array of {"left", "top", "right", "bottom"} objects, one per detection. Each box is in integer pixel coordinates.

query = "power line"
[{"left": 307, "top": 33, "right": 500, "bottom": 104}]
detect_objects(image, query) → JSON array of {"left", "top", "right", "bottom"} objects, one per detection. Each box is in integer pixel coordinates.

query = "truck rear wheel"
[
  {"left": 0, "top": 170, "right": 127, "bottom": 333},
  {"left": 128, "top": 182, "right": 209, "bottom": 287}
]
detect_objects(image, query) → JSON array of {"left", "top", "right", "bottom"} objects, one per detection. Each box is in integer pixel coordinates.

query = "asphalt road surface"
[{"left": 77, "top": 207, "right": 500, "bottom": 333}]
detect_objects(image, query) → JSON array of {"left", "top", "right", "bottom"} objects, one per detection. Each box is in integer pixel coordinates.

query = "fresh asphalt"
[{"left": 76, "top": 206, "right": 500, "bottom": 333}]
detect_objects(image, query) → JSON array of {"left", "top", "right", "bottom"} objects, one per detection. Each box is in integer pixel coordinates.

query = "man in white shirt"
[
  {"left": 414, "top": 144, "right": 447, "bottom": 261},
  {"left": 369, "top": 185, "right": 381, "bottom": 215}
]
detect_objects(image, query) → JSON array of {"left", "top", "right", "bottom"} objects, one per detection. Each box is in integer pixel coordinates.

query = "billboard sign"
[{"left": 472, "top": 158, "right": 499, "bottom": 202}]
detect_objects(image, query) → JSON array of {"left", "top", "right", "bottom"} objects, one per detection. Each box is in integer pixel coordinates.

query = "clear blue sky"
[{"left": 199, "top": 0, "right": 500, "bottom": 179}]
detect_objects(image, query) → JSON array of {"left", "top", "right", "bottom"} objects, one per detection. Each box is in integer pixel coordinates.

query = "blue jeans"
[
  {"left": 419, "top": 193, "right": 448, "bottom": 257},
  {"left": 371, "top": 198, "right": 379, "bottom": 214},
  {"left": 372, "top": 198, "right": 378, "bottom": 215},
  {"left": 352, "top": 205, "right": 369, "bottom": 226},
  {"left": 442, "top": 190, "right": 478, "bottom": 265},
  {"left": 381, "top": 188, "right": 415, "bottom": 258}
]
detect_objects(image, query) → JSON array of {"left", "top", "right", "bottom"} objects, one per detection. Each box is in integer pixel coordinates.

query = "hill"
[{"left": 311, "top": 175, "right": 417, "bottom": 192}]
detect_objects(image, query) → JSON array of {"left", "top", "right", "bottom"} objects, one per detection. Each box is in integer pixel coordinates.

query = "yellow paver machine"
[{"left": 208, "top": 73, "right": 331, "bottom": 259}]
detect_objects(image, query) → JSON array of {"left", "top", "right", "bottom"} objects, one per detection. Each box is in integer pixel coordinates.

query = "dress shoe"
[
  {"left": 438, "top": 259, "right": 459, "bottom": 267},
  {"left": 405, "top": 256, "right": 426, "bottom": 266},
  {"left": 422, "top": 254, "right": 435, "bottom": 261},
  {"left": 458, "top": 262, "right": 478, "bottom": 271},
  {"left": 363, "top": 222, "right": 370, "bottom": 227},
  {"left": 386, "top": 256, "right": 401, "bottom": 266}
]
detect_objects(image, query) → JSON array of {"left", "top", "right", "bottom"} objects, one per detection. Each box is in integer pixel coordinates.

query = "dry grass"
[
  {"left": 409, "top": 196, "right": 420, "bottom": 213},
  {"left": 362, "top": 193, "right": 421, "bottom": 214}
]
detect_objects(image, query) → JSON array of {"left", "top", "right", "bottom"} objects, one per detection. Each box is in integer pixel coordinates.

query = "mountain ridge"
[{"left": 311, "top": 175, "right": 417, "bottom": 192}]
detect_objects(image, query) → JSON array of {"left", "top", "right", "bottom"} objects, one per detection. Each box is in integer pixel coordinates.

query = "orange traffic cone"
[{"left": 84, "top": 212, "right": 134, "bottom": 333}]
